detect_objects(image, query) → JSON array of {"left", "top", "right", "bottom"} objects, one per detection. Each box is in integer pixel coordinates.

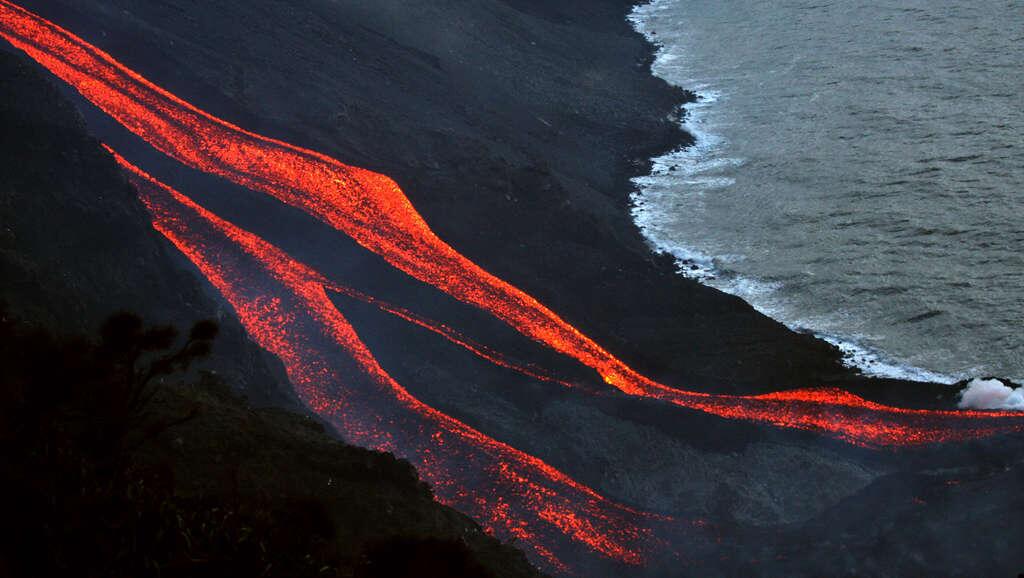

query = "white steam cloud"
[{"left": 957, "top": 378, "right": 1024, "bottom": 410}]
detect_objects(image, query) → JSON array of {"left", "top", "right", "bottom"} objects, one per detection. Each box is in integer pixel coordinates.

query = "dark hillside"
[
  {"left": 0, "top": 50, "right": 290, "bottom": 408},
  {"left": 13, "top": 0, "right": 848, "bottom": 393},
  {"left": 2, "top": 1, "right": 1023, "bottom": 575},
  {"left": 0, "top": 310, "right": 544, "bottom": 578}
]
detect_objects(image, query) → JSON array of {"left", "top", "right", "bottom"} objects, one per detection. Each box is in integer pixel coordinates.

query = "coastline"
[
  {"left": 627, "top": 0, "right": 1022, "bottom": 388},
  {"left": 627, "top": 0, "right": 957, "bottom": 385},
  {"left": 15, "top": 0, "right": 877, "bottom": 397},
  {"left": 4, "top": 0, "right": 1024, "bottom": 575}
]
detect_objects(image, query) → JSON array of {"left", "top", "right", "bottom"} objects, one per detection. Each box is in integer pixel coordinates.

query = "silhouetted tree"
[{"left": 0, "top": 309, "right": 508, "bottom": 578}]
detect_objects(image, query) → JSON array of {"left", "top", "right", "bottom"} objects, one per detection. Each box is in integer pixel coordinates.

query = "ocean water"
[{"left": 628, "top": 0, "right": 1024, "bottom": 384}]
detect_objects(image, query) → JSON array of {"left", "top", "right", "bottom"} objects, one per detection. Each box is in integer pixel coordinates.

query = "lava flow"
[
  {"left": 110, "top": 148, "right": 670, "bottom": 574},
  {"left": 322, "top": 280, "right": 577, "bottom": 390},
  {"left": 3, "top": 0, "right": 1024, "bottom": 449},
  {"left": 324, "top": 279, "right": 1024, "bottom": 446}
]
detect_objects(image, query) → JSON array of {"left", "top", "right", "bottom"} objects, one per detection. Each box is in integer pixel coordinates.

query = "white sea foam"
[
  {"left": 818, "top": 335, "right": 962, "bottom": 385},
  {"left": 628, "top": 0, "right": 968, "bottom": 386}
]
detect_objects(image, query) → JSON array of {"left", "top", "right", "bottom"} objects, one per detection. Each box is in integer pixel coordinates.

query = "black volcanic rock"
[
  {"left": 2, "top": 1, "right": 1023, "bottom": 576},
  {"left": 0, "top": 49, "right": 291, "bottom": 408},
  {"left": 13, "top": 0, "right": 847, "bottom": 394},
  {"left": 0, "top": 313, "right": 544, "bottom": 578}
]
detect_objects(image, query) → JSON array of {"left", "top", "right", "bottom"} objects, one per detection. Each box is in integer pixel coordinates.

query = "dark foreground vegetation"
[{"left": 0, "top": 310, "right": 543, "bottom": 578}]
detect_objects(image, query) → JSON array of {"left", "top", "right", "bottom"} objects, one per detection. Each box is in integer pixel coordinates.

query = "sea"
[{"left": 628, "top": 0, "right": 1023, "bottom": 384}]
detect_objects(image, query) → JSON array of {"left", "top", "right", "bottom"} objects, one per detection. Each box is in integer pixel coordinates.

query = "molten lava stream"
[
  {"left": 322, "top": 280, "right": 578, "bottom": 390},
  {"left": 318, "top": 290, "right": 1023, "bottom": 448},
  {"left": 3, "top": 0, "right": 1023, "bottom": 450},
  {"left": 109, "top": 149, "right": 671, "bottom": 574}
]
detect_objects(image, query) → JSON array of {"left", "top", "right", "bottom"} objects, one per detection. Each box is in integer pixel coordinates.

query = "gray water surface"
[{"left": 629, "top": 0, "right": 1023, "bottom": 383}]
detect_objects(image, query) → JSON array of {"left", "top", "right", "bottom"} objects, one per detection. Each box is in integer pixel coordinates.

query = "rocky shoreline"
[
  {"left": 3, "top": 0, "right": 1023, "bottom": 575},
  {"left": 13, "top": 0, "right": 869, "bottom": 395}
]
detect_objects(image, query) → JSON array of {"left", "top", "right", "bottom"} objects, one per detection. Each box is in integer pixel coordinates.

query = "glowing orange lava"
[
  {"left": 321, "top": 280, "right": 577, "bottom": 390},
  {"left": 109, "top": 148, "right": 666, "bottom": 572},
  {"left": 3, "top": 0, "right": 1023, "bottom": 452}
]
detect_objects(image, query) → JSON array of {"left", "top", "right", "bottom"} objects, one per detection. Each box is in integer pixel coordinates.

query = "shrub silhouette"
[
  {"left": 0, "top": 309, "right": 512, "bottom": 578},
  {"left": 0, "top": 310, "right": 344, "bottom": 577}
]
